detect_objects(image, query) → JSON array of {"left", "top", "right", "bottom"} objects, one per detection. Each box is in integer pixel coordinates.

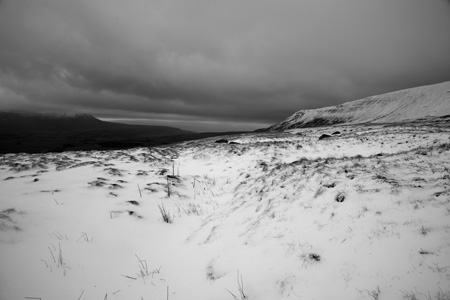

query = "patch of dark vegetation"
[
  {"left": 318, "top": 134, "right": 332, "bottom": 140},
  {"left": 416, "top": 150, "right": 428, "bottom": 156},
  {"left": 258, "top": 162, "right": 269, "bottom": 172},
  {"left": 41, "top": 189, "right": 61, "bottom": 193},
  {"left": 323, "top": 182, "right": 336, "bottom": 188},
  {"left": 335, "top": 192, "right": 345, "bottom": 203},
  {"left": 309, "top": 253, "right": 321, "bottom": 262},
  {"left": 104, "top": 167, "right": 122, "bottom": 176},
  {"left": 127, "top": 210, "right": 142, "bottom": 218},
  {"left": 215, "top": 139, "right": 228, "bottom": 144},
  {"left": 108, "top": 183, "right": 123, "bottom": 189},
  {"left": 88, "top": 180, "right": 108, "bottom": 187},
  {"left": 373, "top": 174, "right": 399, "bottom": 187},
  {"left": 156, "top": 168, "right": 169, "bottom": 176}
]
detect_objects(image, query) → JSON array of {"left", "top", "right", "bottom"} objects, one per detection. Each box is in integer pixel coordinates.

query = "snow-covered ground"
[{"left": 1, "top": 123, "right": 450, "bottom": 300}]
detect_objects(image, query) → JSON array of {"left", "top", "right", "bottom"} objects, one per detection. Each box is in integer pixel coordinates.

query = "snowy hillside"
[
  {"left": 1, "top": 122, "right": 450, "bottom": 300},
  {"left": 268, "top": 81, "right": 450, "bottom": 131}
]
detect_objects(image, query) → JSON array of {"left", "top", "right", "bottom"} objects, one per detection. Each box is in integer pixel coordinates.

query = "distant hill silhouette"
[
  {"left": 0, "top": 112, "right": 240, "bottom": 153},
  {"left": 0, "top": 112, "right": 188, "bottom": 133}
]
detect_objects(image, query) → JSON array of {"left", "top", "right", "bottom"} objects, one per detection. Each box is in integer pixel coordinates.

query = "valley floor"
[{"left": 1, "top": 123, "right": 450, "bottom": 300}]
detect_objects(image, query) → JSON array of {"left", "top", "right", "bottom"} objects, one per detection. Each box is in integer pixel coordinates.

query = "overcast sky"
[{"left": 1, "top": 0, "right": 450, "bottom": 132}]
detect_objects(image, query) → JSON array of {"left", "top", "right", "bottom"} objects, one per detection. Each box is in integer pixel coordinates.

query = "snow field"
[{"left": 1, "top": 123, "right": 450, "bottom": 300}]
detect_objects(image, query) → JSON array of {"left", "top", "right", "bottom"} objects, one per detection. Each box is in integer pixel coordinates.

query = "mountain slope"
[{"left": 268, "top": 81, "right": 450, "bottom": 131}]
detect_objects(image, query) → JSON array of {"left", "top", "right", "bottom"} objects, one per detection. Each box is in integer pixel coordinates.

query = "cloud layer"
[{"left": 1, "top": 0, "right": 450, "bottom": 131}]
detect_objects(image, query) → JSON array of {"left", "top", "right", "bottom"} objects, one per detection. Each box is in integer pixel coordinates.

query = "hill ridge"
[{"left": 268, "top": 81, "right": 450, "bottom": 131}]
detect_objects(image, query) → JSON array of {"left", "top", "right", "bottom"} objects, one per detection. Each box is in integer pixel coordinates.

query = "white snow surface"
[
  {"left": 1, "top": 124, "right": 450, "bottom": 300},
  {"left": 269, "top": 81, "right": 450, "bottom": 131}
]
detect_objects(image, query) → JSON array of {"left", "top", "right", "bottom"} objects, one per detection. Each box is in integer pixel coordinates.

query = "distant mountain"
[
  {"left": 0, "top": 112, "right": 188, "bottom": 134},
  {"left": 267, "top": 81, "right": 450, "bottom": 131},
  {"left": 0, "top": 112, "right": 235, "bottom": 153}
]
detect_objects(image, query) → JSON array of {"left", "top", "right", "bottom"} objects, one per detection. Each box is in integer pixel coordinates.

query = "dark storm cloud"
[{"left": 1, "top": 0, "right": 450, "bottom": 131}]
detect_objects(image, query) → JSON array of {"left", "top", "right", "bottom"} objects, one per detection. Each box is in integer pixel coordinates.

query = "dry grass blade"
[
  {"left": 77, "top": 290, "right": 84, "bottom": 300},
  {"left": 226, "top": 271, "right": 248, "bottom": 300},
  {"left": 158, "top": 204, "right": 173, "bottom": 223}
]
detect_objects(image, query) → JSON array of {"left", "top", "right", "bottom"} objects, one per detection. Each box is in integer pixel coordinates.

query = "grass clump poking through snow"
[
  {"left": 177, "top": 201, "right": 204, "bottom": 216},
  {"left": 158, "top": 203, "right": 173, "bottom": 223},
  {"left": 226, "top": 271, "right": 248, "bottom": 300},
  {"left": 47, "top": 243, "right": 69, "bottom": 276},
  {"left": 402, "top": 289, "right": 450, "bottom": 300}
]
